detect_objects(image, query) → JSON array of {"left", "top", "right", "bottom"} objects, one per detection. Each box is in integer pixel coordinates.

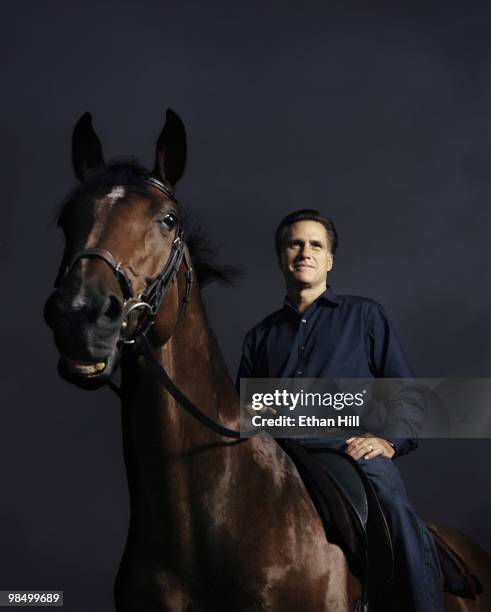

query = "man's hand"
[
  {"left": 345, "top": 436, "right": 395, "bottom": 460},
  {"left": 244, "top": 403, "right": 277, "bottom": 418}
]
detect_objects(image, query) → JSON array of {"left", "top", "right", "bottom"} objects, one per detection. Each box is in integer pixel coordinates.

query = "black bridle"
[
  {"left": 55, "top": 176, "right": 246, "bottom": 440},
  {"left": 55, "top": 176, "right": 193, "bottom": 346}
]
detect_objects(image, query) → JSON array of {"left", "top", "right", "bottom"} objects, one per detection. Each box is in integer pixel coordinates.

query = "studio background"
[{"left": 1, "top": 2, "right": 489, "bottom": 610}]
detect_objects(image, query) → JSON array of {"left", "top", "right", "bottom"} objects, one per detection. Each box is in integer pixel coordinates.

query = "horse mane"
[{"left": 56, "top": 160, "right": 241, "bottom": 289}]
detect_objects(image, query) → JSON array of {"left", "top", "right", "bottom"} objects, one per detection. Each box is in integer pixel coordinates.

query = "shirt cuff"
[{"left": 384, "top": 437, "right": 418, "bottom": 457}]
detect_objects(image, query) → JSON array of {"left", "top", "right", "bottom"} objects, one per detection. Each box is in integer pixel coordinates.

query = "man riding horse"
[
  {"left": 45, "top": 110, "right": 489, "bottom": 611},
  {"left": 236, "top": 209, "right": 443, "bottom": 611}
]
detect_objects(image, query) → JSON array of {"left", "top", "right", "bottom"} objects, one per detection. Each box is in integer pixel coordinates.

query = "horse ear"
[
  {"left": 153, "top": 109, "right": 187, "bottom": 187},
  {"left": 72, "top": 112, "right": 105, "bottom": 182}
]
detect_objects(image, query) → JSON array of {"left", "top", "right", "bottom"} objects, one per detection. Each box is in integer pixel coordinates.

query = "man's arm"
[
  {"left": 367, "top": 302, "right": 424, "bottom": 457},
  {"left": 235, "top": 328, "right": 255, "bottom": 394}
]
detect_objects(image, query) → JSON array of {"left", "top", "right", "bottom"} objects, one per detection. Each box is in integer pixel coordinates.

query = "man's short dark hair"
[{"left": 274, "top": 209, "right": 338, "bottom": 257}]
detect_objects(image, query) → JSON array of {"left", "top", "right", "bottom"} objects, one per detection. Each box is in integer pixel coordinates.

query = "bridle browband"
[{"left": 55, "top": 175, "right": 247, "bottom": 440}]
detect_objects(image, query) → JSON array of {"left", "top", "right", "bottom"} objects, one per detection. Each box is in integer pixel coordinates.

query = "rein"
[
  {"left": 137, "top": 333, "right": 244, "bottom": 439},
  {"left": 58, "top": 176, "right": 248, "bottom": 440}
]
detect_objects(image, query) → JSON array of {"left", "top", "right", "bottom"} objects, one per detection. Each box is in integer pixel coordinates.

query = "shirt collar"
[{"left": 283, "top": 286, "right": 341, "bottom": 313}]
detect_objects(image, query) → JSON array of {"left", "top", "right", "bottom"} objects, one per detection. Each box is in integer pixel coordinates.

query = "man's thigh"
[{"left": 302, "top": 440, "right": 411, "bottom": 507}]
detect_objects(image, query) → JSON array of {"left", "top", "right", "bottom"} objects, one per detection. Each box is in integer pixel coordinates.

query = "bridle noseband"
[{"left": 55, "top": 176, "right": 193, "bottom": 346}]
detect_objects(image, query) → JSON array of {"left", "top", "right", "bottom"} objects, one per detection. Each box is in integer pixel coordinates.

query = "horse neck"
[
  {"left": 119, "top": 270, "right": 241, "bottom": 498},
  {"left": 155, "top": 278, "right": 240, "bottom": 437}
]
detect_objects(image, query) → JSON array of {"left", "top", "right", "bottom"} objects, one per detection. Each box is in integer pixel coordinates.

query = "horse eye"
[{"left": 159, "top": 213, "right": 178, "bottom": 230}]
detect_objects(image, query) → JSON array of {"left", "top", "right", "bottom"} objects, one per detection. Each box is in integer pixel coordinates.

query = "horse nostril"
[{"left": 103, "top": 293, "right": 123, "bottom": 321}]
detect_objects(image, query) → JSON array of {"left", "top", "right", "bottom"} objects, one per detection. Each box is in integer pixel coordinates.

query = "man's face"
[{"left": 279, "top": 220, "right": 333, "bottom": 290}]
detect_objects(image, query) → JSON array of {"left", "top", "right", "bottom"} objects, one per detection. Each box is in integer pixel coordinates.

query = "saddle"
[
  {"left": 278, "top": 439, "right": 483, "bottom": 605},
  {"left": 278, "top": 439, "right": 393, "bottom": 606}
]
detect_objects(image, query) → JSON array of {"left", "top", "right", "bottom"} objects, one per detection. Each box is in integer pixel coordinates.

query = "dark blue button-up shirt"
[{"left": 236, "top": 287, "right": 422, "bottom": 456}]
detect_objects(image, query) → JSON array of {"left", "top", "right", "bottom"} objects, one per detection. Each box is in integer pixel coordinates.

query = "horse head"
[{"left": 44, "top": 110, "right": 189, "bottom": 389}]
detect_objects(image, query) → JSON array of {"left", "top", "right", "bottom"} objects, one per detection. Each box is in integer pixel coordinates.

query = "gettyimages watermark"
[{"left": 238, "top": 378, "right": 491, "bottom": 438}]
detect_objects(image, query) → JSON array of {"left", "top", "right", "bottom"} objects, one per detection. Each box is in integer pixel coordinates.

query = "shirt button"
[
  {"left": 297, "top": 370, "right": 303, "bottom": 375},
  {"left": 301, "top": 319, "right": 307, "bottom": 323},
  {"left": 300, "top": 346, "right": 305, "bottom": 351}
]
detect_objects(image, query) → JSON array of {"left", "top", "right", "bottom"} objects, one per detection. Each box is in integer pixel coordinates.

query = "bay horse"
[{"left": 44, "top": 110, "right": 491, "bottom": 611}]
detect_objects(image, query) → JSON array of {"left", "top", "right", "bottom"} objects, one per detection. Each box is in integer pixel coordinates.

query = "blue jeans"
[{"left": 304, "top": 440, "right": 443, "bottom": 612}]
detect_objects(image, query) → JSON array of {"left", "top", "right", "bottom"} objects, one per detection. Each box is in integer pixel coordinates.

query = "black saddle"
[{"left": 278, "top": 440, "right": 393, "bottom": 609}]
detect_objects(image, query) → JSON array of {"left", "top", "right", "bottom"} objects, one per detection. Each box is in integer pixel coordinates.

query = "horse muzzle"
[{"left": 44, "top": 285, "right": 124, "bottom": 388}]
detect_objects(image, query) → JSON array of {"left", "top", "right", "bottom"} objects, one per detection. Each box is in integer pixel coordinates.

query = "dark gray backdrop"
[{"left": 1, "top": 1, "right": 489, "bottom": 610}]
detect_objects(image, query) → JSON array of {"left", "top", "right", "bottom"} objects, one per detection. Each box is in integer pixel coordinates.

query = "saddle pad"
[{"left": 427, "top": 524, "right": 484, "bottom": 600}]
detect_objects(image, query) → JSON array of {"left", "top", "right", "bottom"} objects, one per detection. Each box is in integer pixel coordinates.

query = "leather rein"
[{"left": 56, "top": 176, "right": 245, "bottom": 440}]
